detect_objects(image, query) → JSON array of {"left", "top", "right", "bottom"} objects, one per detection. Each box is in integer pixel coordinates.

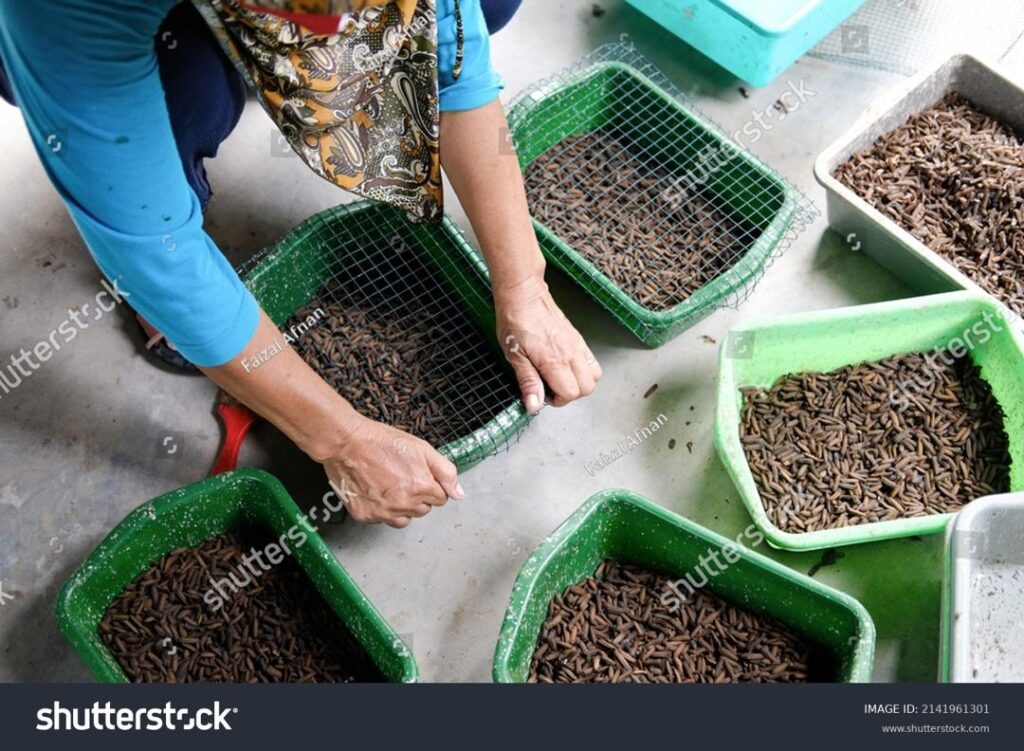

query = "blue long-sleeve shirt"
[{"left": 0, "top": 0, "right": 501, "bottom": 367}]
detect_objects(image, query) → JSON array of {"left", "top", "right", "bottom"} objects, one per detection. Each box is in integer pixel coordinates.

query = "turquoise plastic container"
[{"left": 626, "top": 0, "right": 866, "bottom": 86}]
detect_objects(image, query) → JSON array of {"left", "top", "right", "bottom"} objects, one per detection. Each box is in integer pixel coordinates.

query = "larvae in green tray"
[
  {"left": 529, "top": 560, "right": 829, "bottom": 683},
  {"left": 284, "top": 270, "right": 519, "bottom": 449},
  {"left": 99, "top": 528, "right": 384, "bottom": 683},
  {"left": 524, "top": 129, "right": 757, "bottom": 312},
  {"left": 739, "top": 351, "right": 1012, "bottom": 534}
]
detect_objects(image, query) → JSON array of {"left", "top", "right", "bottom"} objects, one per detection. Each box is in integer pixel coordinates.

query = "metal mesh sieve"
[
  {"left": 507, "top": 42, "right": 817, "bottom": 347},
  {"left": 809, "top": 0, "right": 1024, "bottom": 76},
  {"left": 237, "top": 202, "right": 529, "bottom": 468}
]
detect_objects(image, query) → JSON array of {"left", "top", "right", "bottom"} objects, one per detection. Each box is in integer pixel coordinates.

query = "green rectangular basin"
[
  {"left": 493, "top": 489, "right": 876, "bottom": 682},
  {"left": 56, "top": 469, "right": 418, "bottom": 683},
  {"left": 715, "top": 291, "right": 1024, "bottom": 552},
  {"left": 507, "top": 61, "right": 799, "bottom": 348}
]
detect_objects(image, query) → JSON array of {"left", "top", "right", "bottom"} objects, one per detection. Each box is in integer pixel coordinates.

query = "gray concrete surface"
[{"left": 0, "top": 0, "right": 993, "bottom": 682}]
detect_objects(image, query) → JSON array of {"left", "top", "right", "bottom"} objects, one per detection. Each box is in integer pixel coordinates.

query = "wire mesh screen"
[
  {"left": 1003, "top": 32, "right": 1024, "bottom": 79},
  {"left": 507, "top": 42, "right": 817, "bottom": 347},
  {"left": 809, "top": 0, "right": 1024, "bottom": 76},
  {"left": 237, "top": 202, "right": 529, "bottom": 468}
]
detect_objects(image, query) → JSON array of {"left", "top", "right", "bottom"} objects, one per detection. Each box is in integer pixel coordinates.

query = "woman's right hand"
[{"left": 314, "top": 413, "right": 464, "bottom": 529}]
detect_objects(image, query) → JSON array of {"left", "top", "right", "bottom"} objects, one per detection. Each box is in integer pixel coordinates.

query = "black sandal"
[{"left": 134, "top": 313, "right": 201, "bottom": 375}]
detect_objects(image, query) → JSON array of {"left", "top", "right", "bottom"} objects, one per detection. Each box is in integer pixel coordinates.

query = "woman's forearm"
[
  {"left": 440, "top": 100, "right": 546, "bottom": 301},
  {"left": 201, "top": 310, "right": 361, "bottom": 462},
  {"left": 440, "top": 99, "right": 602, "bottom": 413}
]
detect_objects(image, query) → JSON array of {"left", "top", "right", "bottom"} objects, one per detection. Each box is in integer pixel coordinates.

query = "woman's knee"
[{"left": 480, "top": 0, "right": 523, "bottom": 35}]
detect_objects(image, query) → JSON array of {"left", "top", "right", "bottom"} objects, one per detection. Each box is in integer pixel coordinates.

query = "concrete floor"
[{"left": 0, "top": 1, "right": 1014, "bottom": 683}]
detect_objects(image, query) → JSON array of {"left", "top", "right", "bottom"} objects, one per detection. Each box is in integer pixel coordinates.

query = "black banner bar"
[{"left": 0, "top": 683, "right": 1017, "bottom": 749}]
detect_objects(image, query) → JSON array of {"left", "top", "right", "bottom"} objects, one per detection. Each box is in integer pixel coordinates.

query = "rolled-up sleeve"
[
  {"left": 437, "top": 0, "right": 503, "bottom": 112},
  {"left": 0, "top": 0, "right": 259, "bottom": 367}
]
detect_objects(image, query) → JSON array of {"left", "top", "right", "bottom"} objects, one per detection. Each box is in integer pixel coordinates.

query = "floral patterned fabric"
[{"left": 193, "top": 0, "right": 445, "bottom": 222}]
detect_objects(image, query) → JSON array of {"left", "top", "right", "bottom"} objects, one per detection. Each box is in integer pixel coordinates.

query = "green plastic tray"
[
  {"left": 508, "top": 61, "right": 799, "bottom": 348},
  {"left": 493, "top": 490, "right": 876, "bottom": 683},
  {"left": 715, "top": 292, "right": 1024, "bottom": 552},
  {"left": 56, "top": 469, "right": 418, "bottom": 683},
  {"left": 241, "top": 201, "right": 531, "bottom": 470}
]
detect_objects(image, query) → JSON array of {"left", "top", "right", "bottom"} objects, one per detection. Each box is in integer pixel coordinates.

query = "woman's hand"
[
  {"left": 496, "top": 276, "right": 602, "bottom": 414},
  {"left": 439, "top": 101, "right": 604, "bottom": 415},
  {"left": 203, "top": 311, "right": 461, "bottom": 529},
  {"left": 315, "top": 414, "right": 463, "bottom": 529}
]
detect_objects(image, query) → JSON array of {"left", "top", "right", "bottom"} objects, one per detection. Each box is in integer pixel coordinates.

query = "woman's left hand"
[{"left": 495, "top": 277, "right": 602, "bottom": 414}]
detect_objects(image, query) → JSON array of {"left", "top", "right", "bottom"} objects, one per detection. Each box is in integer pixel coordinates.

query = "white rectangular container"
[
  {"left": 814, "top": 54, "right": 1024, "bottom": 314},
  {"left": 941, "top": 493, "right": 1024, "bottom": 682}
]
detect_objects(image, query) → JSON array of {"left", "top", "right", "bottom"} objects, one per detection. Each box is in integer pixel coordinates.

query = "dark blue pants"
[{"left": 0, "top": 0, "right": 523, "bottom": 207}]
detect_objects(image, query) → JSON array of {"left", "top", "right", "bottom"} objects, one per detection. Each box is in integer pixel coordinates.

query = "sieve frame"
[
  {"left": 814, "top": 52, "right": 1024, "bottom": 327},
  {"left": 714, "top": 292, "right": 1024, "bottom": 552},
  {"left": 508, "top": 45, "right": 814, "bottom": 348},
  {"left": 239, "top": 201, "right": 532, "bottom": 471}
]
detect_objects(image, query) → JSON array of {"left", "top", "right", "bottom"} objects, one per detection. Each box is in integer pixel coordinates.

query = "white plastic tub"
[
  {"left": 814, "top": 53, "right": 1024, "bottom": 315},
  {"left": 941, "top": 493, "right": 1024, "bottom": 682}
]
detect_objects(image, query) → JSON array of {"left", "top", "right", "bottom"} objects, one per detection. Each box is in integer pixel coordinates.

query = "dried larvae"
[
  {"left": 99, "top": 528, "right": 384, "bottom": 683},
  {"left": 524, "top": 129, "right": 758, "bottom": 312},
  {"left": 529, "top": 560, "right": 824, "bottom": 683},
  {"left": 835, "top": 94, "right": 1024, "bottom": 317},
  {"left": 740, "top": 351, "right": 1011, "bottom": 533},
  {"left": 285, "top": 258, "right": 519, "bottom": 448}
]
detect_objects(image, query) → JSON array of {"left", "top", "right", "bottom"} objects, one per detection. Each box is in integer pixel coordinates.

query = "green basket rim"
[
  {"left": 491, "top": 488, "right": 877, "bottom": 683},
  {"left": 713, "top": 291, "right": 1024, "bottom": 552},
  {"left": 55, "top": 468, "right": 419, "bottom": 683},
  {"left": 240, "top": 202, "right": 532, "bottom": 469},
  {"left": 509, "top": 61, "right": 799, "bottom": 346}
]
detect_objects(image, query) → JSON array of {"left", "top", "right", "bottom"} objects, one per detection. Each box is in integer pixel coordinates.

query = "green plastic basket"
[
  {"left": 715, "top": 291, "right": 1024, "bottom": 552},
  {"left": 56, "top": 469, "right": 418, "bottom": 683},
  {"left": 493, "top": 490, "right": 876, "bottom": 683},
  {"left": 507, "top": 45, "right": 810, "bottom": 347},
  {"left": 240, "top": 201, "right": 531, "bottom": 470}
]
